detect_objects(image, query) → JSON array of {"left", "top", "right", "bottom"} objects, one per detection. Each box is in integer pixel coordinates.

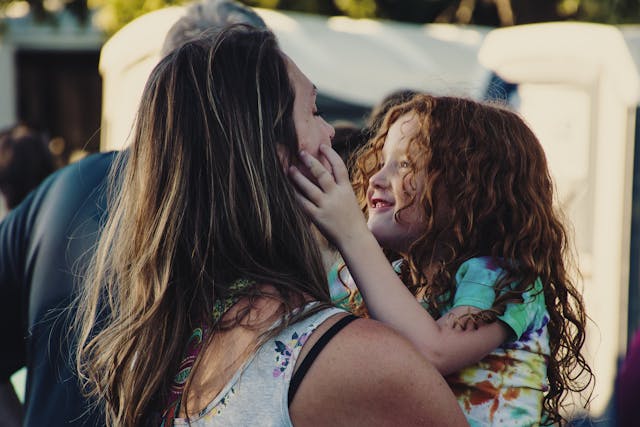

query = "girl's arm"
[{"left": 289, "top": 145, "right": 508, "bottom": 375}]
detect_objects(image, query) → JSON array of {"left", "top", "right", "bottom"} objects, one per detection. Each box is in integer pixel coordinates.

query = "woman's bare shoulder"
[{"left": 289, "top": 317, "right": 468, "bottom": 427}]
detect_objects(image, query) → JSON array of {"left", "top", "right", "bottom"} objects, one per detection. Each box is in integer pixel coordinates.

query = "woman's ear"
[{"left": 277, "top": 144, "right": 290, "bottom": 172}]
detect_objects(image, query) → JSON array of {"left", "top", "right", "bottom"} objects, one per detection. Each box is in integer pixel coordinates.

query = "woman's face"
[{"left": 285, "top": 56, "right": 335, "bottom": 177}]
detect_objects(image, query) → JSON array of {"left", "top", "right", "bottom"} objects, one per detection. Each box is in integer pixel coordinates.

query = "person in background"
[
  {"left": 0, "top": 1, "right": 267, "bottom": 426},
  {"left": 0, "top": 125, "right": 55, "bottom": 218},
  {"left": 73, "top": 25, "right": 467, "bottom": 427},
  {"left": 364, "top": 89, "right": 418, "bottom": 139},
  {"left": 0, "top": 125, "right": 55, "bottom": 423},
  {"left": 331, "top": 121, "right": 367, "bottom": 167},
  {"left": 330, "top": 90, "right": 419, "bottom": 173}
]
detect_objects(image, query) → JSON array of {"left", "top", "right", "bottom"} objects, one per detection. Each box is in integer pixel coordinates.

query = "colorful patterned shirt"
[
  {"left": 328, "top": 256, "right": 550, "bottom": 426},
  {"left": 171, "top": 304, "right": 347, "bottom": 426},
  {"left": 327, "top": 261, "right": 358, "bottom": 310},
  {"left": 444, "top": 257, "right": 550, "bottom": 426}
]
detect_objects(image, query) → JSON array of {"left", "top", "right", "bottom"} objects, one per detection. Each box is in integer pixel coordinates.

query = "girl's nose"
[{"left": 369, "top": 166, "right": 388, "bottom": 189}]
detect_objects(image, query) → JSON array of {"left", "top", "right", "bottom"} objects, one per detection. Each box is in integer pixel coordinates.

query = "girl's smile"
[{"left": 369, "top": 197, "right": 394, "bottom": 210}]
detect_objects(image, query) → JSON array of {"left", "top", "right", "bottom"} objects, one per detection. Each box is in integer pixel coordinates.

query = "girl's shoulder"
[
  {"left": 455, "top": 256, "right": 505, "bottom": 286},
  {"left": 455, "top": 256, "right": 545, "bottom": 299},
  {"left": 452, "top": 257, "right": 548, "bottom": 341}
]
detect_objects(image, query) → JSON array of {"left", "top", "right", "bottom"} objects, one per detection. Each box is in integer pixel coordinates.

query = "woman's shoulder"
[{"left": 289, "top": 316, "right": 468, "bottom": 426}]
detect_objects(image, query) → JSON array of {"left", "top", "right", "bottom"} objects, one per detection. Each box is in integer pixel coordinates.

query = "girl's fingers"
[
  {"left": 293, "top": 189, "right": 320, "bottom": 216},
  {"left": 299, "top": 150, "right": 336, "bottom": 191},
  {"left": 319, "top": 144, "right": 350, "bottom": 185},
  {"left": 289, "top": 165, "right": 324, "bottom": 206}
]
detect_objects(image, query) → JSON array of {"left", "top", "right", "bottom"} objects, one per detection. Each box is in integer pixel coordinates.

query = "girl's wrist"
[{"left": 337, "top": 227, "right": 380, "bottom": 258}]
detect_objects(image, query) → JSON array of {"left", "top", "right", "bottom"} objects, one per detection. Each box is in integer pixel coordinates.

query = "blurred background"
[
  {"left": 1, "top": 0, "right": 638, "bottom": 164},
  {"left": 1, "top": 0, "right": 640, "bottom": 424}
]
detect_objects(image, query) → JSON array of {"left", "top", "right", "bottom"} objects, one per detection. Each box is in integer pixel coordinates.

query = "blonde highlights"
[{"left": 74, "top": 26, "right": 330, "bottom": 426}]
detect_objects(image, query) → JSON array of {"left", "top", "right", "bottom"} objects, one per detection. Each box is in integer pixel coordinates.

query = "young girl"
[{"left": 290, "top": 94, "right": 594, "bottom": 426}]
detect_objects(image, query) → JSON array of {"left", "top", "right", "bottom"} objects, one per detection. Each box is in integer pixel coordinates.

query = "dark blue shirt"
[{"left": 0, "top": 151, "right": 117, "bottom": 426}]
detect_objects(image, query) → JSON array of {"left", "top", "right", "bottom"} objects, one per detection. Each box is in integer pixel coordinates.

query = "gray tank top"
[{"left": 173, "top": 304, "right": 347, "bottom": 426}]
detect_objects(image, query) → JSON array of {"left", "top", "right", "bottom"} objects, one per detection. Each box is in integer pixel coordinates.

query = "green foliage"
[
  {"left": 1, "top": 0, "right": 639, "bottom": 33},
  {"left": 240, "top": 0, "right": 451, "bottom": 21},
  {"left": 333, "top": 0, "right": 377, "bottom": 18},
  {"left": 240, "top": 0, "right": 280, "bottom": 9},
  {"left": 576, "top": 0, "right": 640, "bottom": 24},
  {"left": 89, "top": 0, "right": 190, "bottom": 34},
  {"left": 1, "top": 0, "right": 89, "bottom": 23},
  {"left": 0, "top": 0, "right": 13, "bottom": 9},
  {"left": 241, "top": 0, "right": 339, "bottom": 15}
]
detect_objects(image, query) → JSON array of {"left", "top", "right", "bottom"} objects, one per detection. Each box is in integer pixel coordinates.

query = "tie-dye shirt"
[
  {"left": 328, "top": 256, "right": 550, "bottom": 426},
  {"left": 327, "top": 261, "right": 358, "bottom": 310},
  {"left": 444, "top": 257, "right": 550, "bottom": 426}
]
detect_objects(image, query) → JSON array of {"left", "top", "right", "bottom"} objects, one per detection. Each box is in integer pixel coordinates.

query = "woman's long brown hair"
[
  {"left": 352, "top": 94, "right": 594, "bottom": 424},
  {"left": 73, "top": 25, "right": 331, "bottom": 426}
]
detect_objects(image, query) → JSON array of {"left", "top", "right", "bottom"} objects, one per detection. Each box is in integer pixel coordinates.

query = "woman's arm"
[
  {"left": 289, "top": 146, "right": 508, "bottom": 374},
  {"left": 288, "top": 317, "right": 469, "bottom": 426}
]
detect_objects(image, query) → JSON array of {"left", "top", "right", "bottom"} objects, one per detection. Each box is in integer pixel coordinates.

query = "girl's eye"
[{"left": 400, "top": 160, "right": 411, "bottom": 168}]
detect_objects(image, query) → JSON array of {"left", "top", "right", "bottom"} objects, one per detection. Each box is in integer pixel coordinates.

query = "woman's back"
[
  {"left": 176, "top": 301, "right": 344, "bottom": 425},
  {"left": 178, "top": 294, "right": 467, "bottom": 427}
]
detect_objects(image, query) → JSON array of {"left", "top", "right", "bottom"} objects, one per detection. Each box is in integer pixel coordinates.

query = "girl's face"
[
  {"left": 366, "top": 113, "right": 427, "bottom": 254},
  {"left": 286, "top": 56, "right": 335, "bottom": 177}
]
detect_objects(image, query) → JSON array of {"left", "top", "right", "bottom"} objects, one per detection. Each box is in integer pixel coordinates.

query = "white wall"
[{"left": 0, "top": 42, "right": 16, "bottom": 130}]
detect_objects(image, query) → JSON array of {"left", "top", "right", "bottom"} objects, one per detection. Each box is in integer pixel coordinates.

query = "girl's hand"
[{"left": 289, "top": 145, "right": 369, "bottom": 249}]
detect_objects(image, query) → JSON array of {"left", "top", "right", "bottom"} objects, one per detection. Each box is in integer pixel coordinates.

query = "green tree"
[
  {"left": 576, "top": 0, "right": 640, "bottom": 24},
  {"left": 89, "top": 0, "right": 189, "bottom": 34},
  {"left": 0, "top": 0, "right": 90, "bottom": 22},
  {"left": 1, "top": 0, "right": 639, "bottom": 34},
  {"left": 242, "top": 0, "right": 340, "bottom": 15},
  {"left": 333, "top": 0, "right": 377, "bottom": 18}
]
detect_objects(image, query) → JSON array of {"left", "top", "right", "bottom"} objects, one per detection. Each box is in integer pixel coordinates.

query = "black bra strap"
[{"left": 288, "top": 314, "right": 359, "bottom": 405}]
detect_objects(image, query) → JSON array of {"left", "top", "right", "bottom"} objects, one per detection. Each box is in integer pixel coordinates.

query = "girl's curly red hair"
[{"left": 350, "top": 94, "right": 594, "bottom": 424}]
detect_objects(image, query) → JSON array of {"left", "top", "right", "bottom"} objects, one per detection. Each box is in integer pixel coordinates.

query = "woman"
[{"left": 73, "top": 25, "right": 466, "bottom": 426}]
